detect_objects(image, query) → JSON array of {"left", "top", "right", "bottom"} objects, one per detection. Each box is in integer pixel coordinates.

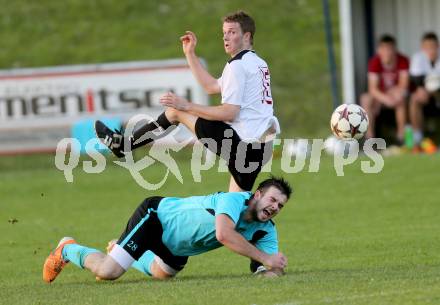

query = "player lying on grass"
[
  {"left": 95, "top": 11, "right": 280, "bottom": 192},
  {"left": 43, "top": 177, "right": 291, "bottom": 282}
]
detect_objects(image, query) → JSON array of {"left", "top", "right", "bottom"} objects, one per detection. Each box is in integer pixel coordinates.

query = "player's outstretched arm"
[
  {"left": 180, "top": 31, "right": 220, "bottom": 94},
  {"left": 186, "top": 102, "right": 239, "bottom": 121},
  {"left": 215, "top": 214, "right": 287, "bottom": 270},
  {"left": 160, "top": 92, "right": 239, "bottom": 121}
]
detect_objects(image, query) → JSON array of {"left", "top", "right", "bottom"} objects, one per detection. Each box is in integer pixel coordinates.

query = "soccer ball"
[
  {"left": 425, "top": 73, "right": 440, "bottom": 92},
  {"left": 330, "top": 104, "right": 369, "bottom": 140}
]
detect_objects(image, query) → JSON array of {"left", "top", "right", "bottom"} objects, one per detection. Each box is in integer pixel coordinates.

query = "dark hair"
[
  {"left": 223, "top": 11, "right": 256, "bottom": 44},
  {"left": 378, "top": 34, "right": 396, "bottom": 45},
  {"left": 255, "top": 176, "right": 293, "bottom": 199},
  {"left": 422, "top": 32, "right": 438, "bottom": 43}
]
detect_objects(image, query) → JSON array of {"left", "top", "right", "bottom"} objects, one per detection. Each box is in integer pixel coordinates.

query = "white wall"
[
  {"left": 340, "top": 0, "right": 440, "bottom": 101},
  {"left": 374, "top": 0, "right": 440, "bottom": 56}
]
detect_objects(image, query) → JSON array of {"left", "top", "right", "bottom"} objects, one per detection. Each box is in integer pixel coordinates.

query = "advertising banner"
[{"left": 0, "top": 59, "right": 208, "bottom": 154}]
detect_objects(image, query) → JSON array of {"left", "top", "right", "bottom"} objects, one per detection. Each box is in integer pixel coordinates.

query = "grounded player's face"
[
  {"left": 252, "top": 187, "right": 288, "bottom": 222},
  {"left": 422, "top": 40, "right": 439, "bottom": 61},
  {"left": 223, "top": 22, "right": 248, "bottom": 57}
]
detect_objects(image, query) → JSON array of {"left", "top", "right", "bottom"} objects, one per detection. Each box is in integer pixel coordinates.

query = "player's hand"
[
  {"left": 159, "top": 92, "right": 190, "bottom": 111},
  {"left": 387, "top": 89, "right": 405, "bottom": 106},
  {"left": 381, "top": 95, "right": 396, "bottom": 107},
  {"left": 255, "top": 267, "right": 285, "bottom": 278},
  {"left": 264, "top": 252, "right": 287, "bottom": 270},
  {"left": 180, "top": 31, "right": 197, "bottom": 55},
  {"left": 262, "top": 270, "right": 281, "bottom": 278}
]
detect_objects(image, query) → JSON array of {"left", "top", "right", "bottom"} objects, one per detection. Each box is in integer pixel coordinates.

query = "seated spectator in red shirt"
[{"left": 360, "top": 34, "right": 409, "bottom": 143}]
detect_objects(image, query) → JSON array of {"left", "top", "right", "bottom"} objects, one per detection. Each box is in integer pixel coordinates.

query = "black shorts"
[
  {"left": 194, "top": 118, "right": 273, "bottom": 191},
  {"left": 116, "top": 196, "right": 188, "bottom": 271}
]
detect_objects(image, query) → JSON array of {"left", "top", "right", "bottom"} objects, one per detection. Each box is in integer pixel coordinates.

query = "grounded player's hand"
[
  {"left": 264, "top": 252, "right": 287, "bottom": 270},
  {"left": 160, "top": 92, "right": 190, "bottom": 111},
  {"left": 261, "top": 270, "right": 280, "bottom": 278},
  {"left": 180, "top": 31, "right": 197, "bottom": 55}
]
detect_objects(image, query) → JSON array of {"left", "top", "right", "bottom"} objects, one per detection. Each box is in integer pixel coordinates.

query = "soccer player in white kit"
[
  {"left": 95, "top": 11, "right": 280, "bottom": 192},
  {"left": 409, "top": 32, "right": 440, "bottom": 150}
]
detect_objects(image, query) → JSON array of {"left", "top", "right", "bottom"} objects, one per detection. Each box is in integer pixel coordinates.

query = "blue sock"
[
  {"left": 131, "top": 251, "right": 155, "bottom": 276},
  {"left": 62, "top": 244, "right": 100, "bottom": 269}
]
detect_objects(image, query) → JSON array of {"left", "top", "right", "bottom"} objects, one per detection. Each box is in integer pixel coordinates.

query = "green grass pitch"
[{"left": 1, "top": 153, "right": 439, "bottom": 305}]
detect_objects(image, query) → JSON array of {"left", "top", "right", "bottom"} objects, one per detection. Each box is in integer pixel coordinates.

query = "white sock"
[{"left": 413, "top": 129, "right": 423, "bottom": 145}]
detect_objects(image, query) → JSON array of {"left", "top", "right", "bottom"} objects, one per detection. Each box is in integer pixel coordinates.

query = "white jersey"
[
  {"left": 409, "top": 51, "right": 440, "bottom": 76},
  {"left": 217, "top": 50, "right": 280, "bottom": 141}
]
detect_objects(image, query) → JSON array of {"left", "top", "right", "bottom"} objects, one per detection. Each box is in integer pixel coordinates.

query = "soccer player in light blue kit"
[{"left": 43, "top": 177, "right": 291, "bottom": 282}]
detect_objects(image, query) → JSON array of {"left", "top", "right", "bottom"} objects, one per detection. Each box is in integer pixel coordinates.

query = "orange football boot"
[
  {"left": 43, "top": 237, "right": 77, "bottom": 283},
  {"left": 421, "top": 138, "right": 438, "bottom": 154}
]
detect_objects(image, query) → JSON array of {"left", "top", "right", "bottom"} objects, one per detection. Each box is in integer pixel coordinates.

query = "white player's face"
[
  {"left": 422, "top": 39, "right": 439, "bottom": 61},
  {"left": 253, "top": 187, "right": 288, "bottom": 222},
  {"left": 223, "top": 22, "right": 247, "bottom": 57}
]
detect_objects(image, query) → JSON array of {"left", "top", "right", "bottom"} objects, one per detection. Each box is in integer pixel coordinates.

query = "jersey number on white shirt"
[{"left": 259, "top": 66, "right": 273, "bottom": 105}]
